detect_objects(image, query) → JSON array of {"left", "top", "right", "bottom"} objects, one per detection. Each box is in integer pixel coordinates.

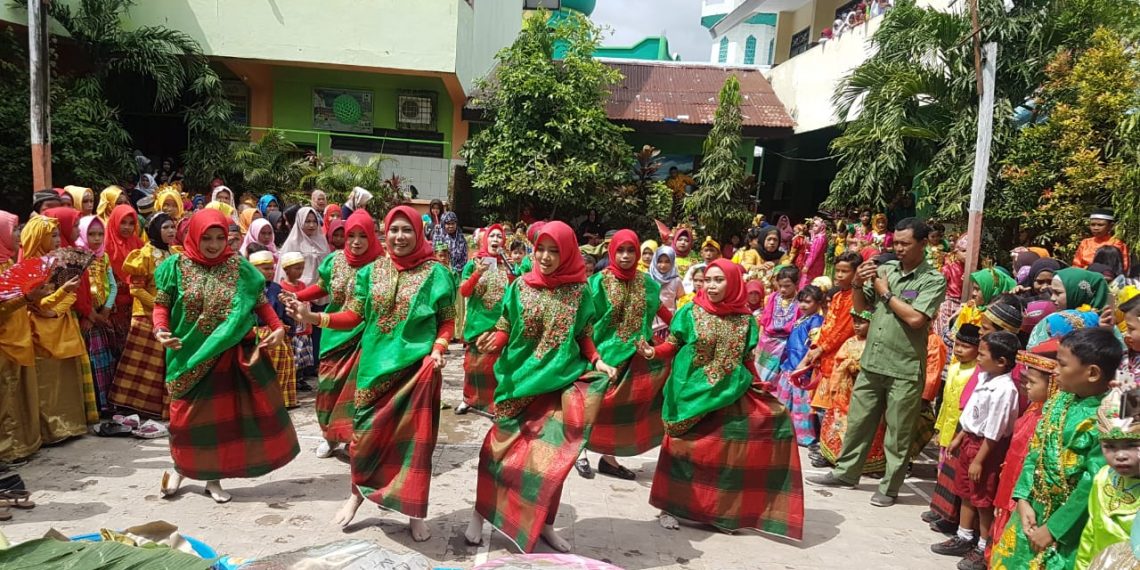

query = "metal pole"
[
  {"left": 28, "top": 0, "right": 52, "bottom": 192},
  {"left": 960, "top": 42, "right": 997, "bottom": 304}
]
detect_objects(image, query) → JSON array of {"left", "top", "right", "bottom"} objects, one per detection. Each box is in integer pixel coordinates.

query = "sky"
[{"left": 589, "top": 0, "right": 712, "bottom": 62}]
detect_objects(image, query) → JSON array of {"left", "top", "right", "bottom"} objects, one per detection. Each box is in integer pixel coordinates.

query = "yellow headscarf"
[
  {"left": 639, "top": 239, "right": 659, "bottom": 272},
  {"left": 155, "top": 186, "right": 184, "bottom": 220},
  {"left": 19, "top": 215, "right": 59, "bottom": 259},
  {"left": 64, "top": 185, "right": 93, "bottom": 214},
  {"left": 238, "top": 208, "right": 258, "bottom": 236},
  {"left": 96, "top": 186, "right": 124, "bottom": 221},
  {"left": 205, "top": 201, "right": 235, "bottom": 218},
  {"left": 1116, "top": 285, "right": 1140, "bottom": 334}
]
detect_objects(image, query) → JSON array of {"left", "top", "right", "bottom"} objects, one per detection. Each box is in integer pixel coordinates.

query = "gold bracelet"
[
  {"left": 433, "top": 338, "right": 449, "bottom": 348},
  {"left": 319, "top": 313, "right": 330, "bottom": 328}
]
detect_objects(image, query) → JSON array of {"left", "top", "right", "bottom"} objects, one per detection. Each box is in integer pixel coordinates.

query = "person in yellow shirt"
[{"left": 0, "top": 250, "right": 54, "bottom": 462}]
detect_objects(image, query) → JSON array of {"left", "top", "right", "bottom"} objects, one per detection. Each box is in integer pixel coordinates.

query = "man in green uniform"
[{"left": 807, "top": 217, "right": 946, "bottom": 506}]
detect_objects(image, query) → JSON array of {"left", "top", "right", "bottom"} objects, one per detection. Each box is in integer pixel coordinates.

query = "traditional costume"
[
  {"left": 671, "top": 227, "right": 700, "bottom": 277},
  {"left": 458, "top": 224, "right": 512, "bottom": 414},
  {"left": 775, "top": 308, "right": 823, "bottom": 446},
  {"left": 474, "top": 221, "right": 608, "bottom": 552},
  {"left": 649, "top": 246, "right": 684, "bottom": 339},
  {"left": 755, "top": 289, "right": 800, "bottom": 384},
  {"left": 154, "top": 209, "right": 298, "bottom": 481},
  {"left": 1073, "top": 209, "right": 1130, "bottom": 272},
  {"left": 648, "top": 259, "right": 804, "bottom": 538},
  {"left": 800, "top": 218, "right": 828, "bottom": 287},
  {"left": 0, "top": 255, "right": 47, "bottom": 461},
  {"left": 809, "top": 287, "right": 854, "bottom": 410},
  {"left": 249, "top": 251, "right": 297, "bottom": 408},
  {"left": 818, "top": 316, "right": 884, "bottom": 474},
  {"left": 74, "top": 216, "right": 119, "bottom": 413},
  {"left": 1028, "top": 268, "right": 1110, "bottom": 348}
]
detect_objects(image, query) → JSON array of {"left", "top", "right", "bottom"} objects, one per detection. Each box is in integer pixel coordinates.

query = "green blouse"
[
  {"left": 661, "top": 303, "right": 758, "bottom": 431},
  {"left": 492, "top": 280, "right": 595, "bottom": 405},
  {"left": 587, "top": 270, "right": 661, "bottom": 366},
  {"left": 460, "top": 259, "right": 510, "bottom": 342},
  {"left": 315, "top": 251, "right": 368, "bottom": 357},
  {"left": 1074, "top": 466, "right": 1140, "bottom": 570},
  {"left": 155, "top": 254, "right": 267, "bottom": 398},
  {"left": 344, "top": 257, "right": 455, "bottom": 401}
]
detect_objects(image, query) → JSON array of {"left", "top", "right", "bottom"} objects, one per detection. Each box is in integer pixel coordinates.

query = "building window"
[
  {"left": 718, "top": 37, "right": 729, "bottom": 63},
  {"left": 789, "top": 27, "right": 811, "bottom": 58},
  {"left": 767, "top": 38, "right": 775, "bottom": 65},
  {"left": 743, "top": 35, "right": 757, "bottom": 64}
]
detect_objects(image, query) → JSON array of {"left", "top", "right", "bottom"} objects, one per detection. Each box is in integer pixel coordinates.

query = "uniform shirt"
[
  {"left": 860, "top": 259, "right": 946, "bottom": 380},
  {"left": 959, "top": 372, "right": 1019, "bottom": 441}
]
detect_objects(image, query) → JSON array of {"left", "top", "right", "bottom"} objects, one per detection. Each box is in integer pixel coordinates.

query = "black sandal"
[
  {"left": 574, "top": 457, "right": 595, "bottom": 479},
  {"left": 598, "top": 459, "right": 636, "bottom": 481}
]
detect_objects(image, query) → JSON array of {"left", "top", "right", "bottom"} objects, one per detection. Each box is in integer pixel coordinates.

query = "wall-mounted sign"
[{"left": 313, "top": 88, "right": 374, "bottom": 134}]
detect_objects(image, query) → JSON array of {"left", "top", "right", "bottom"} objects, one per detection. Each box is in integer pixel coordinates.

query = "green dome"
[{"left": 561, "top": 0, "right": 596, "bottom": 16}]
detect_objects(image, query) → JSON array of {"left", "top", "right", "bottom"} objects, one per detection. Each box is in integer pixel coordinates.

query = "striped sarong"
[
  {"left": 462, "top": 344, "right": 498, "bottom": 414},
  {"left": 83, "top": 321, "right": 118, "bottom": 414}
]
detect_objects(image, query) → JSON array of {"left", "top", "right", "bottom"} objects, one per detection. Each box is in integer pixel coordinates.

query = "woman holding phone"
[{"left": 457, "top": 224, "right": 512, "bottom": 415}]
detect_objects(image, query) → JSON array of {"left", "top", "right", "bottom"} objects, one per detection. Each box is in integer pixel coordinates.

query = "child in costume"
[
  {"left": 991, "top": 327, "right": 1122, "bottom": 570},
  {"left": 248, "top": 248, "right": 298, "bottom": 408},
  {"left": 775, "top": 285, "right": 825, "bottom": 446},
  {"left": 279, "top": 251, "right": 316, "bottom": 388},
  {"left": 932, "top": 331, "right": 1021, "bottom": 569},
  {"left": 817, "top": 310, "right": 881, "bottom": 472},
  {"left": 926, "top": 324, "right": 981, "bottom": 532},
  {"left": 756, "top": 266, "right": 802, "bottom": 384}
]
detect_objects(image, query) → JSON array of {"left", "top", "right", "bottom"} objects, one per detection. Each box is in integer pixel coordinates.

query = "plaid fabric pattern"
[
  {"left": 316, "top": 341, "right": 359, "bottom": 444},
  {"left": 257, "top": 326, "right": 297, "bottom": 408},
  {"left": 291, "top": 333, "right": 315, "bottom": 369},
  {"left": 78, "top": 353, "right": 98, "bottom": 424},
  {"left": 83, "top": 322, "right": 118, "bottom": 414},
  {"left": 649, "top": 388, "right": 804, "bottom": 538},
  {"left": 754, "top": 337, "right": 786, "bottom": 385},
  {"left": 108, "top": 306, "right": 131, "bottom": 348},
  {"left": 476, "top": 379, "right": 607, "bottom": 553},
  {"left": 110, "top": 316, "right": 169, "bottom": 419},
  {"left": 930, "top": 450, "right": 961, "bottom": 523},
  {"left": 350, "top": 358, "right": 441, "bottom": 519},
  {"left": 585, "top": 355, "right": 668, "bottom": 456},
  {"left": 819, "top": 400, "right": 886, "bottom": 475},
  {"left": 775, "top": 369, "right": 818, "bottom": 446},
  {"left": 462, "top": 344, "right": 498, "bottom": 414},
  {"left": 168, "top": 341, "right": 299, "bottom": 480}
]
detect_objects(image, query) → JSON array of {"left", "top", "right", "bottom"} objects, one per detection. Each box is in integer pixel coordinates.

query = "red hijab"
[
  {"left": 606, "top": 229, "right": 640, "bottom": 282},
  {"left": 42, "top": 207, "right": 80, "bottom": 247},
  {"left": 694, "top": 259, "right": 750, "bottom": 316},
  {"left": 745, "top": 280, "right": 765, "bottom": 312},
  {"left": 526, "top": 221, "right": 546, "bottom": 244},
  {"left": 672, "top": 227, "right": 693, "bottom": 256},
  {"left": 323, "top": 204, "right": 342, "bottom": 229},
  {"left": 478, "top": 224, "right": 505, "bottom": 259},
  {"left": 522, "top": 221, "right": 586, "bottom": 289},
  {"left": 384, "top": 205, "right": 434, "bottom": 271},
  {"left": 105, "top": 204, "right": 144, "bottom": 279},
  {"left": 343, "top": 210, "right": 383, "bottom": 267},
  {"left": 183, "top": 209, "right": 235, "bottom": 267},
  {"left": 326, "top": 219, "right": 346, "bottom": 247}
]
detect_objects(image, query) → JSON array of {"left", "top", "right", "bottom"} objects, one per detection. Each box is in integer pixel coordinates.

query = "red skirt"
[
  {"left": 650, "top": 389, "right": 804, "bottom": 539},
  {"left": 110, "top": 316, "right": 169, "bottom": 419},
  {"left": 168, "top": 341, "right": 299, "bottom": 480},
  {"left": 952, "top": 432, "right": 1008, "bottom": 509},
  {"left": 462, "top": 344, "right": 498, "bottom": 414},
  {"left": 350, "top": 358, "right": 442, "bottom": 519},
  {"left": 585, "top": 355, "right": 668, "bottom": 456},
  {"left": 315, "top": 340, "right": 359, "bottom": 444},
  {"left": 476, "top": 379, "right": 606, "bottom": 553}
]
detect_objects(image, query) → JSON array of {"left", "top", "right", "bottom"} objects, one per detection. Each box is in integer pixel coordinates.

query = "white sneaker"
[{"left": 316, "top": 440, "right": 335, "bottom": 458}]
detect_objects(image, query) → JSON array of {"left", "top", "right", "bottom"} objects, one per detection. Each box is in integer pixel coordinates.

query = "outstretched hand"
[
  {"left": 155, "top": 330, "right": 183, "bottom": 351},
  {"left": 636, "top": 340, "right": 656, "bottom": 360}
]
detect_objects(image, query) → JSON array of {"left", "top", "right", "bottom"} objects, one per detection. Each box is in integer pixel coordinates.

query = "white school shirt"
[{"left": 959, "top": 372, "right": 1019, "bottom": 441}]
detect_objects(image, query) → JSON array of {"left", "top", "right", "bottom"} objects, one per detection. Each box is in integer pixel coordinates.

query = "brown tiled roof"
[{"left": 602, "top": 59, "right": 794, "bottom": 130}]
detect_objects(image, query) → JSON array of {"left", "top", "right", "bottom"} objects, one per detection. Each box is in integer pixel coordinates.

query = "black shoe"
[
  {"left": 296, "top": 380, "right": 313, "bottom": 392},
  {"left": 574, "top": 457, "right": 595, "bottom": 479},
  {"left": 931, "top": 518, "right": 959, "bottom": 535},
  {"left": 931, "top": 535, "right": 978, "bottom": 557},
  {"left": 957, "top": 548, "right": 986, "bottom": 570},
  {"left": 921, "top": 510, "right": 941, "bottom": 523},
  {"left": 597, "top": 458, "right": 636, "bottom": 480}
]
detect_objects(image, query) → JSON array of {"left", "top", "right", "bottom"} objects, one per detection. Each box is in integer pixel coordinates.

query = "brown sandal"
[
  {"left": 0, "top": 489, "right": 35, "bottom": 509},
  {"left": 0, "top": 505, "right": 10, "bottom": 521}
]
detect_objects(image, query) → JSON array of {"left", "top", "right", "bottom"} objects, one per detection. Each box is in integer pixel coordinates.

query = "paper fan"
[
  {"left": 0, "top": 256, "right": 54, "bottom": 301},
  {"left": 48, "top": 246, "right": 95, "bottom": 288}
]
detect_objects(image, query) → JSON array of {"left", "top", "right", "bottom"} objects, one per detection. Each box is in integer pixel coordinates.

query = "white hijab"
[
  {"left": 344, "top": 186, "right": 373, "bottom": 210},
  {"left": 275, "top": 206, "right": 330, "bottom": 285}
]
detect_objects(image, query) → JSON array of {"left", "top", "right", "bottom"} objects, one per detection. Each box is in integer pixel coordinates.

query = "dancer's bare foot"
[
  {"left": 409, "top": 517, "right": 431, "bottom": 542},
  {"left": 333, "top": 494, "right": 364, "bottom": 528},
  {"left": 540, "top": 524, "right": 571, "bottom": 552},
  {"left": 203, "top": 480, "right": 231, "bottom": 503},
  {"left": 659, "top": 512, "right": 680, "bottom": 530},
  {"left": 160, "top": 471, "right": 184, "bottom": 497},
  {"left": 464, "top": 512, "right": 485, "bottom": 546}
]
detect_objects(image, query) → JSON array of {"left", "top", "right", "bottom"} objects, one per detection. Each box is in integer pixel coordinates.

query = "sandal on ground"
[
  {"left": 0, "top": 505, "right": 10, "bottom": 521},
  {"left": 0, "top": 489, "right": 35, "bottom": 509},
  {"left": 112, "top": 414, "right": 141, "bottom": 429},
  {"left": 132, "top": 420, "right": 169, "bottom": 439},
  {"left": 94, "top": 421, "right": 133, "bottom": 437},
  {"left": 597, "top": 459, "right": 637, "bottom": 480},
  {"left": 574, "top": 457, "right": 595, "bottom": 479}
]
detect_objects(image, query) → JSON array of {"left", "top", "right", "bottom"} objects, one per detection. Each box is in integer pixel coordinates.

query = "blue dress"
[{"left": 775, "top": 313, "right": 823, "bottom": 446}]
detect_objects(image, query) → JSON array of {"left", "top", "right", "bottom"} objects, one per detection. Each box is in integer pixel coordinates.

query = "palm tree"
[
  {"left": 228, "top": 130, "right": 305, "bottom": 200},
  {"left": 17, "top": 0, "right": 234, "bottom": 187},
  {"left": 300, "top": 154, "right": 400, "bottom": 216}
]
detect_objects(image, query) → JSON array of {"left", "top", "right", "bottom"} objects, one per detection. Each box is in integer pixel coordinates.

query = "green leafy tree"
[
  {"left": 997, "top": 28, "right": 1140, "bottom": 258},
  {"left": 685, "top": 75, "right": 750, "bottom": 239},
  {"left": 462, "top": 10, "right": 631, "bottom": 219},
  {"left": 299, "top": 154, "right": 400, "bottom": 216},
  {"left": 226, "top": 130, "right": 305, "bottom": 199}
]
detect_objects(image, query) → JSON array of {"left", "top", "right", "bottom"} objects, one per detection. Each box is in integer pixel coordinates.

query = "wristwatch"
[{"left": 881, "top": 292, "right": 895, "bottom": 304}]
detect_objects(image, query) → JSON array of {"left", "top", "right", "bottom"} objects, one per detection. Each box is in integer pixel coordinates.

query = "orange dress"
[
  {"left": 819, "top": 336, "right": 887, "bottom": 473},
  {"left": 1073, "top": 235, "right": 1130, "bottom": 272},
  {"left": 809, "top": 288, "right": 853, "bottom": 409}
]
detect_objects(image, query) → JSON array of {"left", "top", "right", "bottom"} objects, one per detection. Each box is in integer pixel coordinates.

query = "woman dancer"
[
  {"left": 637, "top": 259, "right": 804, "bottom": 537},
  {"left": 287, "top": 206, "right": 454, "bottom": 541},
  {"left": 457, "top": 224, "right": 512, "bottom": 415},
  {"left": 156, "top": 209, "right": 298, "bottom": 504},
  {"left": 580, "top": 229, "right": 670, "bottom": 479},
  {"left": 110, "top": 213, "right": 176, "bottom": 419},
  {"left": 464, "top": 221, "right": 617, "bottom": 553}
]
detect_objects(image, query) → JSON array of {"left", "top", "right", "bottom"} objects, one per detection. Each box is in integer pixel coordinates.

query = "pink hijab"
[
  {"left": 240, "top": 218, "right": 278, "bottom": 257},
  {"left": 76, "top": 216, "right": 106, "bottom": 258},
  {"left": 0, "top": 210, "right": 18, "bottom": 264}
]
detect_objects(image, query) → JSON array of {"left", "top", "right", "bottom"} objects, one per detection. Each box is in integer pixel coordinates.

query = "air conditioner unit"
[{"left": 398, "top": 95, "right": 433, "bottom": 125}]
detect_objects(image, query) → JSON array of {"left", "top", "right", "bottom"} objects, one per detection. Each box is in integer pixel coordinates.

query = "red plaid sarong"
[
  {"left": 350, "top": 358, "right": 441, "bottom": 519},
  {"left": 83, "top": 321, "right": 119, "bottom": 414},
  {"left": 476, "top": 378, "right": 607, "bottom": 553},
  {"left": 462, "top": 344, "right": 498, "bottom": 414},
  {"left": 110, "top": 316, "right": 169, "bottom": 419},
  {"left": 585, "top": 355, "right": 668, "bottom": 456},
  {"left": 257, "top": 326, "right": 297, "bottom": 408},
  {"left": 930, "top": 450, "right": 961, "bottom": 523},
  {"left": 168, "top": 341, "right": 299, "bottom": 480},
  {"left": 316, "top": 340, "right": 359, "bottom": 444},
  {"left": 650, "top": 388, "right": 804, "bottom": 539}
]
